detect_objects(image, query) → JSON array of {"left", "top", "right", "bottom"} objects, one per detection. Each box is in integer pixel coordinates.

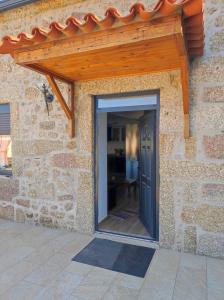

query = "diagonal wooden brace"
[{"left": 46, "top": 74, "right": 75, "bottom": 138}]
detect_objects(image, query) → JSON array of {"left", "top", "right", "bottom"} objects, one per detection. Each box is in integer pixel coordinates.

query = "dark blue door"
[{"left": 139, "top": 111, "right": 156, "bottom": 237}]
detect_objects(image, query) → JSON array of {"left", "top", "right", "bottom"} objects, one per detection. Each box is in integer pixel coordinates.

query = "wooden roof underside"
[{"left": 0, "top": 0, "right": 204, "bottom": 138}]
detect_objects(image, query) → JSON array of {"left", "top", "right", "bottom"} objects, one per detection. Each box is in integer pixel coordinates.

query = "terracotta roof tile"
[{"left": 0, "top": 0, "right": 204, "bottom": 57}]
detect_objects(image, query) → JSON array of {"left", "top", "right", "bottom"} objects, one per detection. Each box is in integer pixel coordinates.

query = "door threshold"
[{"left": 95, "top": 230, "right": 159, "bottom": 249}]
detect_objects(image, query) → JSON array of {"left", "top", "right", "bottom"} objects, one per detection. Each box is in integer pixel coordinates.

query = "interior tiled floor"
[{"left": 0, "top": 219, "right": 223, "bottom": 300}]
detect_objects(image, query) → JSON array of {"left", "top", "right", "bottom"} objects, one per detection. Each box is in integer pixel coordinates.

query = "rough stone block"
[
  {"left": 198, "top": 234, "right": 224, "bottom": 258},
  {"left": 210, "top": 31, "right": 224, "bottom": 53},
  {"left": 161, "top": 160, "right": 224, "bottom": 181},
  {"left": 159, "top": 179, "right": 175, "bottom": 247},
  {"left": 39, "top": 121, "right": 55, "bottom": 130},
  {"left": 66, "top": 140, "right": 76, "bottom": 150},
  {"left": 0, "top": 178, "right": 19, "bottom": 201},
  {"left": 185, "top": 137, "right": 196, "bottom": 159},
  {"left": 184, "top": 226, "right": 197, "bottom": 253},
  {"left": 202, "top": 183, "right": 224, "bottom": 202},
  {"left": 215, "top": 15, "right": 224, "bottom": 27},
  {"left": 160, "top": 133, "right": 176, "bottom": 157},
  {"left": 51, "top": 153, "right": 91, "bottom": 169},
  {"left": 15, "top": 209, "right": 25, "bottom": 222},
  {"left": 182, "top": 204, "right": 224, "bottom": 233},
  {"left": 40, "top": 206, "right": 48, "bottom": 214},
  {"left": 76, "top": 171, "right": 94, "bottom": 233},
  {"left": 203, "top": 135, "right": 224, "bottom": 159},
  {"left": 25, "top": 87, "right": 41, "bottom": 100},
  {"left": 39, "top": 215, "right": 53, "bottom": 226},
  {"left": 13, "top": 140, "right": 63, "bottom": 156},
  {"left": 197, "top": 204, "right": 224, "bottom": 233},
  {"left": 183, "top": 182, "right": 198, "bottom": 204},
  {"left": 191, "top": 57, "right": 224, "bottom": 84},
  {"left": 0, "top": 205, "right": 14, "bottom": 220},
  {"left": 64, "top": 202, "right": 73, "bottom": 211},
  {"left": 16, "top": 199, "right": 30, "bottom": 208},
  {"left": 181, "top": 207, "right": 196, "bottom": 224},
  {"left": 58, "top": 194, "right": 73, "bottom": 201},
  {"left": 203, "top": 86, "right": 224, "bottom": 102},
  {"left": 50, "top": 211, "right": 65, "bottom": 219}
]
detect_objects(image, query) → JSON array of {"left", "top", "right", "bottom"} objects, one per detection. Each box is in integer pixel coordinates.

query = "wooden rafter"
[
  {"left": 0, "top": 1, "right": 204, "bottom": 140},
  {"left": 180, "top": 56, "right": 190, "bottom": 139},
  {"left": 175, "top": 31, "right": 190, "bottom": 139},
  {"left": 46, "top": 74, "right": 75, "bottom": 138}
]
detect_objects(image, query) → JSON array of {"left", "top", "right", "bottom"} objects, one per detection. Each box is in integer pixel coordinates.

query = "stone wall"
[{"left": 0, "top": 0, "right": 223, "bottom": 258}]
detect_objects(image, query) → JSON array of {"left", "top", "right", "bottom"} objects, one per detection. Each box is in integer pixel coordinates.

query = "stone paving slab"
[{"left": 0, "top": 219, "right": 223, "bottom": 300}]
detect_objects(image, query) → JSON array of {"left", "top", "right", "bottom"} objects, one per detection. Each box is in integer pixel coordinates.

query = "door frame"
[{"left": 94, "top": 90, "right": 160, "bottom": 241}]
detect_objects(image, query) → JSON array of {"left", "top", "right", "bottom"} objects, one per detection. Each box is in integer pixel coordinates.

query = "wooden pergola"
[{"left": 0, "top": 0, "right": 204, "bottom": 138}]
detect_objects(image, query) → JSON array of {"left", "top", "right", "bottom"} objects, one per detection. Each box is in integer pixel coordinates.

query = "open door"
[
  {"left": 139, "top": 111, "right": 156, "bottom": 237},
  {"left": 96, "top": 93, "right": 158, "bottom": 240}
]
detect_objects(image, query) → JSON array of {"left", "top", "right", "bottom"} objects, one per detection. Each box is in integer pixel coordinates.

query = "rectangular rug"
[{"left": 72, "top": 238, "right": 155, "bottom": 278}]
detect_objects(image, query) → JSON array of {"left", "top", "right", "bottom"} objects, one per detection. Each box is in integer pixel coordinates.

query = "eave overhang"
[{"left": 0, "top": 0, "right": 204, "bottom": 138}]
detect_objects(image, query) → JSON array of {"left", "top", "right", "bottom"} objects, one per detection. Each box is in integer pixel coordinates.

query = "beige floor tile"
[
  {"left": 60, "top": 236, "right": 93, "bottom": 256},
  {"left": 0, "top": 260, "right": 38, "bottom": 288},
  {"left": 1, "top": 280, "right": 43, "bottom": 300},
  {"left": 24, "top": 242, "right": 62, "bottom": 265},
  {"left": 140, "top": 272, "right": 175, "bottom": 300},
  {"left": 0, "top": 246, "right": 34, "bottom": 272},
  {"left": 208, "top": 287, "right": 224, "bottom": 300},
  {"left": 145, "top": 249, "right": 180, "bottom": 281},
  {"left": 180, "top": 252, "right": 206, "bottom": 270},
  {"left": 34, "top": 271, "right": 84, "bottom": 300},
  {"left": 0, "top": 282, "right": 15, "bottom": 296},
  {"left": 207, "top": 256, "right": 224, "bottom": 300},
  {"left": 72, "top": 284, "right": 109, "bottom": 300},
  {"left": 64, "top": 262, "right": 92, "bottom": 276},
  {"left": 207, "top": 257, "right": 224, "bottom": 290},
  {"left": 173, "top": 266, "right": 206, "bottom": 300},
  {"left": 72, "top": 267, "right": 117, "bottom": 300},
  {"left": 138, "top": 287, "right": 173, "bottom": 300},
  {"left": 103, "top": 284, "right": 139, "bottom": 300},
  {"left": 0, "top": 219, "right": 224, "bottom": 300},
  {"left": 46, "top": 252, "right": 72, "bottom": 268},
  {"left": 113, "top": 273, "right": 144, "bottom": 290},
  {"left": 23, "top": 262, "right": 65, "bottom": 285}
]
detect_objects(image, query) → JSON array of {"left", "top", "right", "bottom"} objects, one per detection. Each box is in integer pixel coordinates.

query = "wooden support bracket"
[
  {"left": 180, "top": 56, "right": 190, "bottom": 139},
  {"left": 46, "top": 75, "right": 75, "bottom": 138}
]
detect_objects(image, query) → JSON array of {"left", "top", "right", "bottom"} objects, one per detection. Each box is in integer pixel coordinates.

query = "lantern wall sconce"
[
  {"left": 38, "top": 83, "right": 54, "bottom": 116},
  {"left": 36, "top": 76, "right": 75, "bottom": 138}
]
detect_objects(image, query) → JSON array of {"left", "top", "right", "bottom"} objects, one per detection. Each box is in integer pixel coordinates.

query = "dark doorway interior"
[{"left": 98, "top": 110, "right": 156, "bottom": 239}]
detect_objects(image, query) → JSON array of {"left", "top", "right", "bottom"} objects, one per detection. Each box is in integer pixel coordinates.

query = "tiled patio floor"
[{"left": 0, "top": 219, "right": 223, "bottom": 300}]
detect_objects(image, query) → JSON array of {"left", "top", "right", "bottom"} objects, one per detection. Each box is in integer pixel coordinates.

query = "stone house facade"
[{"left": 0, "top": 0, "right": 223, "bottom": 258}]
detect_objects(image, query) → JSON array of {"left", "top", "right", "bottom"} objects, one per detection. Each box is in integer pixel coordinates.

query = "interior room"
[{"left": 99, "top": 110, "right": 150, "bottom": 238}]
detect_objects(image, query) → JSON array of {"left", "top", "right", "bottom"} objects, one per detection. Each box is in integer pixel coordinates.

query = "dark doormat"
[{"left": 72, "top": 238, "right": 155, "bottom": 278}]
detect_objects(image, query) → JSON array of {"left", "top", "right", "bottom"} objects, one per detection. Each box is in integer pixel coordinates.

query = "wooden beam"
[
  {"left": 175, "top": 28, "right": 190, "bottom": 139},
  {"left": 68, "top": 83, "right": 75, "bottom": 138},
  {"left": 14, "top": 15, "right": 182, "bottom": 65},
  {"left": 46, "top": 74, "right": 75, "bottom": 138},
  {"left": 180, "top": 56, "right": 190, "bottom": 139},
  {"left": 24, "top": 63, "right": 74, "bottom": 83},
  {"left": 46, "top": 74, "right": 72, "bottom": 119}
]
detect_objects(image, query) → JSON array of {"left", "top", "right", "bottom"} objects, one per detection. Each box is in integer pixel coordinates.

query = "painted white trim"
[{"left": 98, "top": 95, "right": 157, "bottom": 109}]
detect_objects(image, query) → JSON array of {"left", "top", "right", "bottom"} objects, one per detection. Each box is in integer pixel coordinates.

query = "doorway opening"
[{"left": 95, "top": 93, "right": 159, "bottom": 240}]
